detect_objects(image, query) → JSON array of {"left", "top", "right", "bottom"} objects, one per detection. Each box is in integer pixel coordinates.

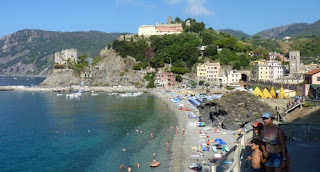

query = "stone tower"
[{"left": 289, "top": 51, "right": 300, "bottom": 74}]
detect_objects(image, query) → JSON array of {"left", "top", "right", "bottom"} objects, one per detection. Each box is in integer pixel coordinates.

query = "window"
[{"left": 318, "top": 77, "right": 320, "bottom": 81}]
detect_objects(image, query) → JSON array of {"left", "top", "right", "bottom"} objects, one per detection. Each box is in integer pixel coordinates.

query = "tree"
[
  {"left": 175, "top": 17, "right": 181, "bottom": 23},
  {"left": 203, "top": 44, "right": 217, "bottom": 57},
  {"left": 176, "top": 75, "right": 182, "bottom": 82},
  {"left": 199, "top": 80, "right": 205, "bottom": 85},
  {"left": 146, "top": 79, "right": 155, "bottom": 88},
  {"left": 190, "top": 80, "right": 197, "bottom": 88},
  {"left": 205, "top": 82, "right": 210, "bottom": 87}
]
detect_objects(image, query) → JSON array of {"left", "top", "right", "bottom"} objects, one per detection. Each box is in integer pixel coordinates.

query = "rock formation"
[{"left": 199, "top": 91, "right": 277, "bottom": 130}]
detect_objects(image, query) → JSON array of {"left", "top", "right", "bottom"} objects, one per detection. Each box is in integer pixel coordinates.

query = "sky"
[{"left": 1, "top": 0, "right": 320, "bottom": 37}]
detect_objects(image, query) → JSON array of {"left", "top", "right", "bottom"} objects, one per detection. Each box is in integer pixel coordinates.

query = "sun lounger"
[{"left": 212, "top": 145, "right": 218, "bottom": 153}]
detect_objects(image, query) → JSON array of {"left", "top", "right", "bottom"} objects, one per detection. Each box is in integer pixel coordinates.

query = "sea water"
[
  {"left": 0, "top": 76, "right": 46, "bottom": 86},
  {"left": 0, "top": 92, "right": 177, "bottom": 172}
]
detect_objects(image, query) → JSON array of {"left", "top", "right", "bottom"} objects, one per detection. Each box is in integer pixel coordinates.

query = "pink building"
[
  {"left": 269, "top": 52, "right": 288, "bottom": 62},
  {"left": 155, "top": 73, "right": 176, "bottom": 87},
  {"left": 304, "top": 68, "right": 320, "bottom": 100}
]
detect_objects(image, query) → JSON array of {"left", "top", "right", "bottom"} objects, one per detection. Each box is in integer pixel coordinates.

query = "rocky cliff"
[
  {"left": 0, "top": 29, "right": 121, "bottom": 76},
  {"left": 40, "top": 50, "right": 145, "bottom": 87}
]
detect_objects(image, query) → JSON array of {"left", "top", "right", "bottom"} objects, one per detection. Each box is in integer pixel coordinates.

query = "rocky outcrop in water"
[{"left": 199, "top": 91, "right": 277, "bottom": 130}]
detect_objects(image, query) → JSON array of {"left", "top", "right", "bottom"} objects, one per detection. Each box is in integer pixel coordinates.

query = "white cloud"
[{"left": 185, "top": 0, "right": 213, "bottom": 16}]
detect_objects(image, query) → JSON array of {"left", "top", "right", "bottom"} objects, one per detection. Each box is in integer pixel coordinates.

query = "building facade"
[
  {"left": 155, "top": 73, "right": 176, "bottom": 87},
  {"left": 227, "top": 70, "right": 241, "bottom": 84},
  {"left": 267, "top": 61, "right": 283, "bottom": 82},
  {"left": 253, "top": 64, "right": 270, "bottom": 81},
  {"left": 55, "top": 48, "right": 78, "bottom": 65},
  {"left": 197, "top": 62, "right": 221, "bottom": 85},
  {"left": 304, "top": 68, "right": 320, "bottom": 99},
  {"left": 138, "top": 17, "right": 183, "bottom": 37}
]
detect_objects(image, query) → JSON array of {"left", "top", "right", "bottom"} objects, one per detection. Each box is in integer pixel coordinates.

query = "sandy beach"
[{"left": 152, "top": 90, "right": 240, "bottom": 172}]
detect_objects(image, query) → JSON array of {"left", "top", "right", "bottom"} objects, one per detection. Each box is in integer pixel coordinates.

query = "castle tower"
[
  {"left": 289, "top": 51, "right": 300, "bottom": 74},
  {"left": 168, "top": 16, "right": 172, "bottom": 24}
]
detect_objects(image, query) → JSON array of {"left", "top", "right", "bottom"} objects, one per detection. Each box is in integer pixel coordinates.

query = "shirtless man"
[{"left": 248, "top": 139, "right": 266, "bottom": 172}]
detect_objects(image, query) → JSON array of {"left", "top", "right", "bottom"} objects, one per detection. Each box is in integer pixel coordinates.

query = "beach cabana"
[{"left": 252, "top": 87, "right": 262, "bottom": 97}]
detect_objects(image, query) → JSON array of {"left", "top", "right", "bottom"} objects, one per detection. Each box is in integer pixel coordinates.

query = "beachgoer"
[
  {"left": 248, "top": 139, "right": 266, "bottom": 172},
  {"left": 182, "top": 127, "right": 186, "bottom": 134},
  {"left": 207, "top": 139, "right": 210, "bottom": 146},
  {"left": 153, "top": 152, "right": 157, "bottom": 156},
  {"left": 122, "top": 147, "right": 126, "bottom": 152},
  {"left": 165, "top": 141, "right": 170, "bottom": 151},
  {"left": 252, "top": 122, "right": 264, "bottom": 141},
  {"left": 262, "top": 112, "right": 288, "bottom": 172},
  {"left": 150, "top": 132, "right": 154, "bottom": 138},
  {"left": 140, "top": 130, "right": 143, "bottom": 134},
  {"left": 120, "top": 164, "right": 125, "bottom": 170},
  {"left": 136, "top": 129, "right": 139, "bottom": 133},
  {"left": 127, "top": 166, "right": 132, "bottom": 172},
  {"left": 126, "top": 133, "right": 129, "bottom": 136},
  {"left": 152, "top": 158, "right": 157, "bottom": 163},
  {"left": 135, "top": 163, "right": 140, "bottom": 168}
]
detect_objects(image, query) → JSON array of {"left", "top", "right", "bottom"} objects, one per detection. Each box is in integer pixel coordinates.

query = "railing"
[
  {"left": 279, "top": 124, "right": 320, "bottom": 142},
  {"left": 208, "top": 129, "right": 253, "bottom": 172}
]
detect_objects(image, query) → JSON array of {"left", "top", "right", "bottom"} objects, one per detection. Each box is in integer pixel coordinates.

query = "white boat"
[
  {"left": 91, "top": 93, "right": 99, "bottom": 96},
  {"left": 66, "top": 91, "right": 83, "bottom": 98},
  {"left": 57, "top": 93, "right": 64, "bottom": 96},
  {"left": 13, "top": 78, "right": 17, "bottom": 80}
]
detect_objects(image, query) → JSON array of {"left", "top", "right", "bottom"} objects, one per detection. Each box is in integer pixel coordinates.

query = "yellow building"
[
  {"left": 253, "top": 64, "right": 270, "bottom": 81},
  {"left": 197, "top": 62, "right": 221, "bottom": 85},
  {"left": 250, "top": 60, "right": 266, "bottom": 66}
]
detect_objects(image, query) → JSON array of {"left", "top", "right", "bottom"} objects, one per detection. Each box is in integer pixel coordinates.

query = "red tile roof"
[{"left": 305, "top": 68, "right": 320, "bottom": 75}]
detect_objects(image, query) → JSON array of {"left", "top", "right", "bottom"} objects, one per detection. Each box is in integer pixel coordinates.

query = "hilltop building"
[
  {"left": 55, "top": 48, "right": 78, "bottom": 65},
  {"left": 269, "top": 52, "right": 288, "bottom": 62},
  {"left": 197, "top": 62, "right": 221, "bottom": 86},
  {"left": 138, "top": 17, "right": 183, "bottom": 37}
]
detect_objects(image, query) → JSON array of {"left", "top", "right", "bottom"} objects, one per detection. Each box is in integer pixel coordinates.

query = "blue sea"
[
  {"left": 0, "top": 76, "right": 46, "bottom": 86},
  {"left": 0, "top": 79, "right": 177, "bottom": 171}
]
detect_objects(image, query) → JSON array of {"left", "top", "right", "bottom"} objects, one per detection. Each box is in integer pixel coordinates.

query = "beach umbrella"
[
  {"left": 252, "top": 87, "right": 262, "bottom": 97},
  {"left": 278, "top": 87, "right": 287, "bottom": 99},
  {"left": 261, "top": 88, "right": 272, "bottom": 99},
  {"left": 270, "top": 87, "right": 276, "bottom": 98}
]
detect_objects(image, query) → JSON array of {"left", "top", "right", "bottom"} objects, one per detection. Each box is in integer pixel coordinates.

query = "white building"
[
  {"left": 138, "top": 17, "right": 183, "bottom": 37},
  {"left": 267, "top": 61, "right": 283, "bottom": 82},
  {"left": 227, "top": 70, "right": 241, "bottom": 84},
  {"left": 253, "top": 64, "right": 270, "bottom": 81},
  {"left": 55, "top": 48, "right": 78, "bottom": 65}
]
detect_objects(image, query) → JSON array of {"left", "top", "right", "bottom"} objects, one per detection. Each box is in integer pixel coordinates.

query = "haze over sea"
[{"left": 0, "top": 78, "right": 177, "bottom": 171}]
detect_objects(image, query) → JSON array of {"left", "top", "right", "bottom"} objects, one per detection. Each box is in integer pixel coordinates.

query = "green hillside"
[{"left": 0, "top": 29, "right": 121, "bottom": 76}]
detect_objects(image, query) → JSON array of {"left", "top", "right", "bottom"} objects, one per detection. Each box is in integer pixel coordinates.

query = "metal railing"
[
  {"left": 208, "top": 129, "right": 253, "bottom": 172},
  {"left": 279, "top": 123, "right": 320, "bottom": 142}
]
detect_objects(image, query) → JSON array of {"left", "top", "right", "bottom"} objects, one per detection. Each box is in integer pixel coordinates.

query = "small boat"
[
  {"left": 91, "top": 93, "right": 99, "bottom": 96},
  {"left": 150, "top": 161, "right": 161, "bottom": 167},
  {"left": 13, "top": 78, "right": 17, "bottom": 80},
  {"left": 56, "top": 93, "right": 64, "bottom": 96}
]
